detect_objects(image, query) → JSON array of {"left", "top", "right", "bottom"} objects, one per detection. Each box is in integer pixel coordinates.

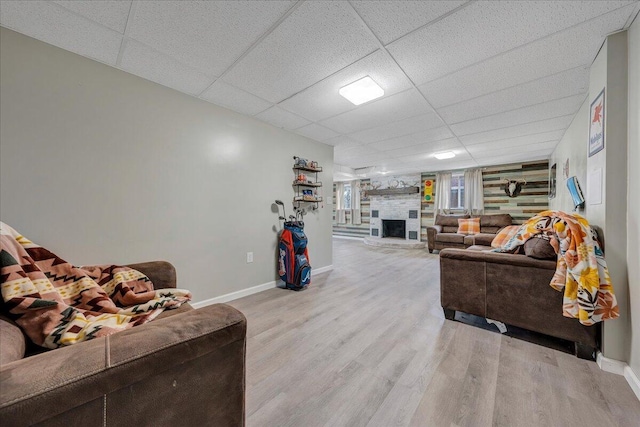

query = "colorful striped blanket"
[
  {"left": 0, "top": 222, "right": 191, "bottom": 349},
  {"left": 494, "top": 210, "right": 618, "bottom": 325}
]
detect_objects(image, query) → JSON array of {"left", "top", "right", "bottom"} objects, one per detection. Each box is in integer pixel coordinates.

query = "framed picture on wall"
[
  {"left": 549, "top": 163, "right": 557, "bottom": 199},
  {"left": 589, "top": 88, "right": 605, "bottom": 157}
]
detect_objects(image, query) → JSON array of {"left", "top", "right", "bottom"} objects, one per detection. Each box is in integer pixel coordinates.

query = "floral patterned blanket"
[
  {"left": 0, "top": 222, "right": 191, "bottom": 348},
  {"left": 494, "top": 210, "right": 618, "bottom": 325}
]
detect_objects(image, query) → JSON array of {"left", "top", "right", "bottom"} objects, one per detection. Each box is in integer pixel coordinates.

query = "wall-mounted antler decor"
[{"left": 502, "top": 178, "right": 527, "bottom": 197}]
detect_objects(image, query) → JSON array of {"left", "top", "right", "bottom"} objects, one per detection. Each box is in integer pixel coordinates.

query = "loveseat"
[
  {"left": 427, "top": 213, "right": 512, "bottom": 253},
  {"left": 439, "top": 246, "right": 599, "bottom": 359},
  {"left": 0, "top": 261, "right": 247, "bottom": 426}
]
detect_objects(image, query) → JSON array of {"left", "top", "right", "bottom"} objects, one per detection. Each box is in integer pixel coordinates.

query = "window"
[
  {"left": 450, "top": 173, "right": 465, "bottom": 210},
  {"left": 343, "top": 183, "right": 352, "bottom": 210}
]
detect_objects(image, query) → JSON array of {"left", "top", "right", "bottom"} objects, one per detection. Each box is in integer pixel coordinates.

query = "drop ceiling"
[{"left": 1, "top": 1, "right": 638, "bottom": 176}]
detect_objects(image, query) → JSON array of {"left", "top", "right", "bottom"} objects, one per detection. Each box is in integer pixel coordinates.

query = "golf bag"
[{"left": 278, "top": 222, "right": 311, "bottom": 290}]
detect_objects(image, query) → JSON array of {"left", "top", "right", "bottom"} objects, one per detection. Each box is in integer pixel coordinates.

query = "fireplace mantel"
[{"left": 366, "top": 187, "right": 419, "bottom": 196}]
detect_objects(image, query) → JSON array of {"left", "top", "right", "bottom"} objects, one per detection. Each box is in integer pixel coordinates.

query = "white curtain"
[
  {"left": 464, "top": 169, "right": 485, "bottom": 215},
  {"left": 351, "top": 180, "right": 362, "bottom": 225},
  {"left": 435, "top": 172, "right": 452, "bottom": 213},
  {"left": 335, "top": 182, "right": 346, "bottom": 224}
]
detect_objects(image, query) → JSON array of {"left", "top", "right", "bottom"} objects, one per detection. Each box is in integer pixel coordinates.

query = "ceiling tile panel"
[
  {"left": 458, "top": 115, "right": 574, "bottom": 145},
  {"left": 0, "top": 1, "right": 122, "bottom": 65},
  {"left": 320, "top": 89, "right": 432, "bottom": 134},
  {"left": 391, "top": 150, "right": 474, "bottom": 167},
  {"left": 419, "top": 5, "right": 636, "bottom": 108},
  {"left": 382, "top": 138, "right": 463, "bottom": 158},
  {"left": 295, "top": 123, "right": 339, "bottom": 141},
  {"left": 350, "top": 0, "right": 467, "bottom": 44},
  {"left": 120, "top": 40, "right": 214, "bottom": 95},
  {"left": 451, "top": 94, "right": 585, "bottom": 136},
  {"left": 278, "top": 50, "right": 412, "bottom": 122},
  {"left": 475, "top": 149, "right": 552, "bottom": 167},
  {"left": 337, "top": 152, "right": 390, "bottom": 169},
  {"left": 348, "top": 112, "right": 444, "bottom": 143},
  {"left": 54, "top": 1, "right": 131, "bottom": 33},
  {"left": 128, "top": 1, "right": 294, "bottom": 76},
  {"left": 254, "top": 106, "right": 310, "bottom": 130},
  {"left": 470, "top": 140, "right": 559, "bottom": 159},
  {"left": 323, "top": 135, "right": 366, "bottom": 148},
  {"left": 465, "top": 130, "right": 564, "bottom": 151},
  {"left": 200, "top": 80, "right": 272, "bottom": 116},
  {"left": 378, "top": 157, "right": 478, "bottom": 174},
  {"left": 368, "top": 127, "right": 454, "bottom": 151},
  {"left": 223, "top": 1, "right": 379, "bottom": 102},
  {"left": 388, "top": 1, "right": 634, "bottom": 85},
  {"left": 437, "top": 67, "right": 589, "bottom": 124},
  {"left": 334, "top": 144, "right": 379, "bottom": 159}
]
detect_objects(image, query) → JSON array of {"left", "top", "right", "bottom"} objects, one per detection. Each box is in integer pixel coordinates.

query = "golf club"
[{"left": 275, "top": 199, "right": 286, "bottom": 219}]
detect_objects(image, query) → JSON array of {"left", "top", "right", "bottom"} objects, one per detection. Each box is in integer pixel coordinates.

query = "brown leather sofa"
[
  {"left": 427, "top": 213, "right": 512, "bottom": 253},
  {"left": 439, "top": 246, "right": 599, "bottom": 359},
  {"left": 0, "top": 261, "right": 247, "bottom": 426}
]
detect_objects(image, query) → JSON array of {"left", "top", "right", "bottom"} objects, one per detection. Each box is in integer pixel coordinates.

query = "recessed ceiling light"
[
  {"left": 434, "top": 151, "right": 455, "bottom": 160},
  {"left": 339, "top": 76, "right": 384, "bottom": 106}
]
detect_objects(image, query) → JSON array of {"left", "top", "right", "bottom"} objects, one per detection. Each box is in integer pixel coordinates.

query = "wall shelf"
[
  {"left": 293, "top": 165, "right": 323, "bottom": 173},
  {"left": 293, "top": 157, "right": 322, "bottom": 209},
  {"left": 293, "top": 181, "right": 323, "bottom": 188},
  {"left": 294, "top": 196, "right": 323, "bottom": 203}
]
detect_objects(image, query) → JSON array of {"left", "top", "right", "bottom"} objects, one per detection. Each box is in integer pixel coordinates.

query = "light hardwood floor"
[{"left": 228, "top": 238, "right": 640, "bottom": 427}]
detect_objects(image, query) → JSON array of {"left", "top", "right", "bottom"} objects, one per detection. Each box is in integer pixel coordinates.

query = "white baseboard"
[
  {"left": 624, "top": 365, "right": 640, "bottom": 401},
  {"left": 596, "top": 351, "right": 627, "bottom": 375},
  {"left": 191, "top": 264, "right": 333, "bottom": 309},
  {"left": 596, "top": 351, "right": 640, "bottom": 401},
  {"left": 312, "top": 265, "right": 334, "bottom": 275},
  {"left": 191, "top": 280, "right": 276, "bottom": 308}
]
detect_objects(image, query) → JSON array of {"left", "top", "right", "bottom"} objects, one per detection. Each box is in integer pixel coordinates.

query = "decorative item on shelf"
[
  {"left": 388, "top": 179, "right": 399, "bottom": 189},
  {"left": 294, "top": 156, "right": 308, "bottom": 167},
  {"left": 502, "top": 177, "right": 526, "bottom": 198},
  {"left": 371, "top": 181, "right": 382, "bottom": 190},
  {"left": 292, "top": 156, "right": 323, "bottom": 209}
]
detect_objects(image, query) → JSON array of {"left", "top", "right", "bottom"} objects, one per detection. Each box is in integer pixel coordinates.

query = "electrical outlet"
[{"left": 246, "top": 252, "right": 253, "bottom": 263}]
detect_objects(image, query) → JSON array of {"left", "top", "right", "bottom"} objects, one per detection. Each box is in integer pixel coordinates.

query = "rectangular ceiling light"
[
  {"left": 434, "top": 151, "right": 455, "bottom": 160},
  {"left": 339, "top": 76, "right": 384, "bottom": 106}
]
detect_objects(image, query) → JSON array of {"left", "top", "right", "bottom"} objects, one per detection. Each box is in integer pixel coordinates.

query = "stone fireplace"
[{"left": 366, "top": 173, "right": 423, "bottom": 248}]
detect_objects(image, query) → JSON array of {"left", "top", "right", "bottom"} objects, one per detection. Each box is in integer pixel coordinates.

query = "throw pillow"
[
  {"left": 523, "top": 235, "right": 557, "bottom": 260},
  {"left": 491, "top": 225, "right": 520, "bottom": 248},
  {"left": 457, "top": 218, "right": 480, "bottom": 235}
]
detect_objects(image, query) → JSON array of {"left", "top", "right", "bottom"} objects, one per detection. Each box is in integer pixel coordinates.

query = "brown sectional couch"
[
  {"left": 427, "top": 213, "right": 512, "bottom": 252},
  {"left": 440, "top": 246, "right": 599, "bottom": 359},
  {"left": 0, "top": 261, "right": 247, "bottom": 426}
]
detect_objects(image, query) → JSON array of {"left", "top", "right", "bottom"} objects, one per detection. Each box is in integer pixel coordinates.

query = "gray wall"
[
  {"left": 588, "top": 32, "right": 629, "bottom": 362},
  {"left": 0, "top": 28, "right": 333, "bottom": 303},
  {"left": 549, "top": 99, "right": 588, "bottom": 213},
  {"left": 627, "top": 15, "right": 640, "bottom": 382}
]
